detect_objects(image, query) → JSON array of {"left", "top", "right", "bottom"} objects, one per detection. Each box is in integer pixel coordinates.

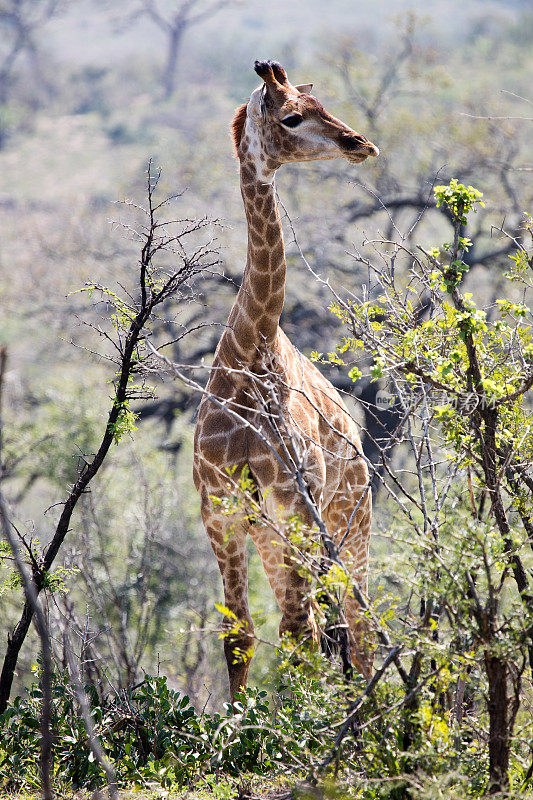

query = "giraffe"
[{"left": 193, "top": 60, "right": 378, "bottom": 699}]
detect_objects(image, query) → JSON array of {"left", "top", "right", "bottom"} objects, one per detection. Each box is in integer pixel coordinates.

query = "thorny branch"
[{"left": 0, "top": 164, "right": 219, "bottom": 714}]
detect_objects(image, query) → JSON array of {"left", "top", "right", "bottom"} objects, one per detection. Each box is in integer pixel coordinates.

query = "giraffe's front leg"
[
  {"left": 267, "top": 492, "right": 321, "bottom": 646},
  {"left": 279, "top": 551, "right": 318, "bottom": 644},
  {"left": 324, "top": 462, "right": 373, "bottom": 680},
  {"left": 251, "top": 519, "right": 319, "bottom": 649},
  {"left": 202, "top": 509, "right": 254, "bottom": 699}
]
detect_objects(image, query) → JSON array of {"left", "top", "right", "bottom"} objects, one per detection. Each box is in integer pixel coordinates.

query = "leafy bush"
[{"left": 0, "top": 670, "right": 332, "bottom": 792}]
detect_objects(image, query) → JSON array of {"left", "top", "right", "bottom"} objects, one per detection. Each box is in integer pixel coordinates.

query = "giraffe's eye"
[{"left": 281, "top": 113, "right": 303, "bottom": 129}]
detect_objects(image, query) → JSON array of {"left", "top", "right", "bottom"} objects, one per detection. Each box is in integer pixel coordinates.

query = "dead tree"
[
  {"left": 0, "top": 164, "right": 219, "bottom": 713},
  {"left": 135, "top": 0, "right": 239, "bottom": 99},
  {"left": 0, "top": 0, "right": 64, "bottom": 109}
]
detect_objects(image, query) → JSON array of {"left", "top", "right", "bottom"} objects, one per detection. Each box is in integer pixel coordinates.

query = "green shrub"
[{"left": 0, "top": 670, "right": 328, "bottom": 792}]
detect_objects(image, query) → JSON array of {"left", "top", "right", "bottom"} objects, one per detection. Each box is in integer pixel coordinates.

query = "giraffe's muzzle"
[{"left": 339, "top": 133, "right": 379, "bottom": 163}]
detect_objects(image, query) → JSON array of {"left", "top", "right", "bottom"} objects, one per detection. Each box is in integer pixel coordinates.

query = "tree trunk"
[
  {"left": 0, "top": 601, "right": 35, "bottom": 714},
  {"left": 162, "top": 24, "right": 185, "bottom": 100},
  {"left": 485, "top": 652, "right": 509, "bottom": 795},
  {"left": 0, "top": 303, "right": 149, "bottom": 713}
]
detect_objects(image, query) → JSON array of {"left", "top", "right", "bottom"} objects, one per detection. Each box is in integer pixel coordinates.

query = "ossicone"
[{"left": 253, "top": 59, "right": 289, "bottom": 87}]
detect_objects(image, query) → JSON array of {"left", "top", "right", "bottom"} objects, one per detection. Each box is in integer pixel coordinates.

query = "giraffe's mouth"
[
  {"left": 347, "top": 153, "right": 372, "bottom": 164},
  {"left": 347, "top": 145, "right": 379, "bottom": 164},
  {"left": 340, "top": 134, "right": 379, "bottom": 164}
]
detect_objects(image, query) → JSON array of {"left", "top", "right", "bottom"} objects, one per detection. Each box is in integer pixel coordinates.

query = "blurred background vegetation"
[{"left": 0, "top": 0, "right": 532, "bottom": 713}]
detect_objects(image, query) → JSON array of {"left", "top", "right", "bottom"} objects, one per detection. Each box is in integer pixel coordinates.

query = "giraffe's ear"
[
  {"left": 247, "top": 85, "right": 265, "bottom": 121},
  {"left": 295, "top": 83, "right": 313, "bottom": 94}
]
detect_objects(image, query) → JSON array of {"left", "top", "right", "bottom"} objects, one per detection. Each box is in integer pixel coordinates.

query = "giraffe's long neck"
[{"left": 223, "top": 130, "right": 285, "bottom": 366}]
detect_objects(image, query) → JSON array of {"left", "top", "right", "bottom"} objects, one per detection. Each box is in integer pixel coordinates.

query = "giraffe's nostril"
[
  {"left": 341, "top": 137, "right": 360, "bottom": 152},
  {"left": 340, "top": 133, "right": 377, "bottom": 155}
]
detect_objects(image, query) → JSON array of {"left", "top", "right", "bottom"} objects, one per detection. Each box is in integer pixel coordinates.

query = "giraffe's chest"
[
  {"left": 242, "top": 365, "right": 347, "bottom": 509},
  {"left": 195, "top": 336, "right": 348, "bottom": 507}
]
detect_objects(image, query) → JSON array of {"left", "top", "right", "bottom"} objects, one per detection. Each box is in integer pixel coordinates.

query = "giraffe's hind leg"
[{"left": 323, "top": 459, "right": 373, "bottom": 679}]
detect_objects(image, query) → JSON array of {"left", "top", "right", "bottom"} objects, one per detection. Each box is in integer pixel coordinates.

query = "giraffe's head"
[{"left": 233, "top": 60, "right": 378, "bottom": 177}]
